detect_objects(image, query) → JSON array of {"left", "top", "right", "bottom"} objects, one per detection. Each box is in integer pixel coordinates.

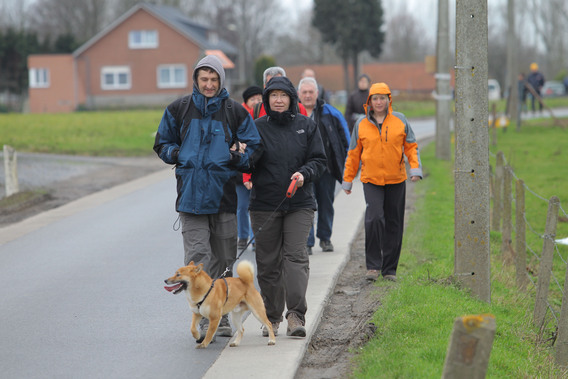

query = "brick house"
[{"left": 27, "top": 3, "right": 236, "bottom": 113}]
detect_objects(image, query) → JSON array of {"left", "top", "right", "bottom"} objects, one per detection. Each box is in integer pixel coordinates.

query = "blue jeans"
[
  {"left": 307, "top": 170, "right": 336, "bottom": 247},
  {"left": 236, "top": 181, "right": 253, "bottom": 240}
]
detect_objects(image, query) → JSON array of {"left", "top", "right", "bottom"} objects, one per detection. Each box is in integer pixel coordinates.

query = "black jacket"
[{"left": 250, "top": 76, "right": 327, "bottom": 212}]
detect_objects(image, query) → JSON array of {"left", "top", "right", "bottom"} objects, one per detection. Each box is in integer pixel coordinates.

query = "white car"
[{"left": 488, "top": 79, "right": 501, "bottom": 100}]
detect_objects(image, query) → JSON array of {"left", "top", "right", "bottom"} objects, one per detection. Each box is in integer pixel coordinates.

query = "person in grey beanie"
[{"left": 154, "top": 55, "right": 263, "bottom": 343}]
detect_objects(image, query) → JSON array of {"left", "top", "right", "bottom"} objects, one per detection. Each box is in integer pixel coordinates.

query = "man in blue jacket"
[
  {"left": 154, "top": 55, "right": 262, "bottom": 342},
  {"left": 298, "top": 77, "right": 350, "bottom": 254}
]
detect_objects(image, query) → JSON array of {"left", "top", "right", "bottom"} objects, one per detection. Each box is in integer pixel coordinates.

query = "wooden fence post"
[
  {"left": 491, "top": 151, "right": 504, "bottom": 232},
  {"left": 442, "top": 314, "right": 496, "bottom": 379},
  {"left": 534, "top": 196, "right": 560, "bottom": 328},
  {"left": 3, "top": 145, "right": 19, "bottom": 197},
  {"left": 555, "top": 258, "right": 568, "bottom": 367},
  {"left": 515, "top": 179, "right": 529, "bottom": 291},
  {"left": 501, "top": 166, "right": 512, "bottom": 261}
]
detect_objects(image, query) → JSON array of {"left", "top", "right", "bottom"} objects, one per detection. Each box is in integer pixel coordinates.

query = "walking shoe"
[
  {"left": 383, "top": 275, "right": 397, "bottom": 282},
  {"left": 237, "top": 238, "right": 248, "bottom": 249},
  {"left": 365, "top": 269, "right": 380, "bottom": 281},
  {"left": 262, "top": 321, "right": 280, "bottom": 337},
  {"left": 197, "top": 318, "right": 216, "bottom": 343},
  {"left": 306, "top": 246, "right": 313, "bottom": 255},
  {"left": 319, "top": 240, "right": 334, "bottom": 252},
  {"left": 216, "top": 314, "right": 233, "bottom": 337},
  {"left": 286, "top": 313, "right": 306, "bottom": 337}
]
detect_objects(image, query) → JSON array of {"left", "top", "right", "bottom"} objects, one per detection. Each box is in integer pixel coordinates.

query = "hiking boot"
[
  {"left": 365, "top": 269, "right": 380, "bottom": 281},
  {"left": 319, "top": 240, "right": 334, "bottom": 252},
  {"left": 237, "top": 238, "right": 248, "bottom": 249},
  {"left": 383, "top": 274, "right": 397, "bottom": 282},
  {"left": 286, "top": 313, "right": 306, "bottom": 337},
  {"left": 216, "top": 314, "right": 233, "bottom": 337},
  {"left": 262, "top": 321, "right": 280, "bottom": 337},
  {"left": 306, "top": 246, "right": 313, "bottom": 255},
  {"left": 197, "top": 318, "right": 216, "bottom": 343}
]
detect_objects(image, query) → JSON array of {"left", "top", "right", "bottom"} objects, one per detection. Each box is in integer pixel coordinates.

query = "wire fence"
[{"left": 490, "top": 150, "right": 568, "bottom": 364}]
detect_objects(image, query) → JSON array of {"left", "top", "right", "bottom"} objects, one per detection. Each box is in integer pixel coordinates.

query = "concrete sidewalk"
[{"left": 203, "top": 178, "right": 366, "bottom": 379}]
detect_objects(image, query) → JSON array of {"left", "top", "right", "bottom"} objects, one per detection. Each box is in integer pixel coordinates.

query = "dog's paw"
[
  {"left": 195, "top": 343, "right": 207, "bottom": 349},
  {"left": 268, "top": 340, "right": 276, "bottom": 346},
  {"left": 229, "top": 342, "right": 239, "bottom": 347}
]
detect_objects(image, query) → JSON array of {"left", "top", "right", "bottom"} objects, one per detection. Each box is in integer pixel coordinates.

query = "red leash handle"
[{"left": 286, "top": 177, "right": 299, "bottom": 198}]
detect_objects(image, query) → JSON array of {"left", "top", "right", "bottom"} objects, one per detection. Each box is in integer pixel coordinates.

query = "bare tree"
[
  {"left": 27, "top": 0, "right": 110, "bottom": 45},
  {"left": 178, "top": 0, "right": 286, "bottom": 86},
  {"left": 522, "top": 0, "right": 567, "bottom": 77},
  {"left": 381, "top": 13, "right": 433, "bottom": 62}
]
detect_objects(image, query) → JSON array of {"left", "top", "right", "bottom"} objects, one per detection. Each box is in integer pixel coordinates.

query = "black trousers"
[
  {"left": 362, "top": 181, "right": 406, "bottom": 276},
  {"left": 250, "top": 209, "right": 313, "bottom": 324}
]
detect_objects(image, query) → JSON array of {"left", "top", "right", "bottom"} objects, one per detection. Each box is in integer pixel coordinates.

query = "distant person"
[
  {"left": 298, "top": 77, "right": 350, "bottom": 255},
  {"left": 342, "top": 82, "right": 422, "bottom": 282},
  {"left": 344, "top": 74, "right": 371, "bottom": 133},
  {"left": 249, "top": 66, "right": 308, "bottom": 119},
  {"left": 563, "top": 75, "right": 568, "bottom": 94},
  {"left": 527, "top": 62, "right": 545, "bottom": 113},
  {"left": 301, "top": 68, "right": 330, "bottom": 103},
  {"left": 236, "top": 85, "right": 263, "bottom": 249},
  {"left": 249, "top": 76, "right": 326, "bottom": 338},
  {"left": 153, "top": 55, "right": 263, "bottom": 342}
]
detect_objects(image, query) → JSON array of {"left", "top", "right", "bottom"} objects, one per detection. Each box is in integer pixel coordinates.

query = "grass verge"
[{"left": 351, "top": 118, "right": 568, "bottom": 378}]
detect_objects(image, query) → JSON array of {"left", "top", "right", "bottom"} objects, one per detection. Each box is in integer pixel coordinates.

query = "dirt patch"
[{"left": 296, "top": 181, "right": 417, "bottom": 379}]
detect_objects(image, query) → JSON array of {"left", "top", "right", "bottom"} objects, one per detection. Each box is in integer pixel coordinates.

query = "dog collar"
[{"left": 196, "top": 277, "right": 228, "bottom": 310}]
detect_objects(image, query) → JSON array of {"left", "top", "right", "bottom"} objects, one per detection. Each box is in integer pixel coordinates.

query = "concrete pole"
[
  {"left": 435, "top": 0, "right": 451, "bottom": 160},
  {"left": 3, "top": 145, "right": 19, "bottom": 197},
  {"left": 506, "top": 0, "right": 519, "bottom": 128},
  {"left": 454, "top": 0, "right": 491, "bottom": 303},
  {"left": 442, "top": 314, "right": 496, "bottom": 379}
]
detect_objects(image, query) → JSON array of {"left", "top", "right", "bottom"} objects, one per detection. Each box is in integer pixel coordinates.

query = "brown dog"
[{"left": 164, "top": 260, "right": 276, "bottom": 349}]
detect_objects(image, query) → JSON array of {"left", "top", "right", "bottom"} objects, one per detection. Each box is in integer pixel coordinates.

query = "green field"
[
  {"left": 0, "top": 110, "right": 163, "bottom": 156},
  {"left": 351, "top": 118, "right": 568, "bottom": 378}
]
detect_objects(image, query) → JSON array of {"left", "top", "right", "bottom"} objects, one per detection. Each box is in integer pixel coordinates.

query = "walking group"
[{"left": 153, "top": 54, "right": 422, "bottom": 343}]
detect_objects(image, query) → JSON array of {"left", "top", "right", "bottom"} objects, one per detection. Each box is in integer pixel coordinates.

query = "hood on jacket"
[
  {"left": 364, "top": 82, "right": 393, "bottom": 116},
  {"left": 192, "top": 55, "right": 226, "bottom": 97},
  {"left": 262, "top": 76, "right": 299, "bottom": 124}
]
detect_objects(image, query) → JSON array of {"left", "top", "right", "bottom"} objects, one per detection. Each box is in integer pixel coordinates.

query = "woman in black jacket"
[{"left": 249, "top": 76, "right": 326, "bottom": 338}]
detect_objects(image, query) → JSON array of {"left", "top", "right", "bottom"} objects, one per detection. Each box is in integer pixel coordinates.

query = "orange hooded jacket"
[{"left": 342, "top": 83, "right": 422, "bottom": 188}]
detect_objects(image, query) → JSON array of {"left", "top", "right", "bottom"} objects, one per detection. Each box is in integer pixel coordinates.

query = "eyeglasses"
[{"left": 269, "top": 92, "right": 290, "bottom": 100}]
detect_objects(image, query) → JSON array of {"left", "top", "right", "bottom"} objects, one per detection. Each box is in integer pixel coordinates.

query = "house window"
[
  {"left": 129, "top": 30, "right": 158, "bottom": 49},
  {"left": 101, "top": 66, "right": 131, "bottom": 90},
  {"left": 157, "top": 65, "right": 187, "bottom": 88},
  {"left": 29, "top": 68, "right": 49, "bottom": 88}
]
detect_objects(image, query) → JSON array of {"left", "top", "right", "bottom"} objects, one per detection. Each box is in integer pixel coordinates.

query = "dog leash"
[{"left": 219, "top": 177, "right": 300, "bottom": 278}]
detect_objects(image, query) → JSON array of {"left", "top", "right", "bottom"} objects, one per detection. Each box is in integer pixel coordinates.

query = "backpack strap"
[
  {"left": 175, "top": 95, "right": 192, "bottom": 140},
  {"left": 222, "top": 99, "right": 240, "bottom": 146},
  {"left": 252, "top": 102, "right": 263, "bottom": 120}
]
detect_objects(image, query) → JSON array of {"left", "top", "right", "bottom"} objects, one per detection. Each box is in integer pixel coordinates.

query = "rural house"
[{"left": 27, "top": 3, "right": 236, "bottom": 113}]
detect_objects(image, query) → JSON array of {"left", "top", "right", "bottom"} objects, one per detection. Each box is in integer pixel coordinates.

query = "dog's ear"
[
  {"left": 195, "top": 263, "right": 203, "bottom": 273},
  {"left": 188, "top": 260, "right": 194, "bottom": 266}
]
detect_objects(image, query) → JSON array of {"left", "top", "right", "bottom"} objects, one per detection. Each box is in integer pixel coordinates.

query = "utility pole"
[
  {"left": 506, "top": 0, "right": 519, "bottom": 130},
  {"left": 435, "top": 0, "right": 451, "bottom": 160},
  {"left": 454, "top": 0, "right": 491, "bottom": 303}
]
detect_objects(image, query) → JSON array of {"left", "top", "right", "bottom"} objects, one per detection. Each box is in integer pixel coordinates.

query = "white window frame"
[
  {"left": 128, "top": 30, "right": 158, "bottom": 49},
  {"left": 157, "top": 64, "right": 187, "bottom": 89},
  {"left": 29, "top": 68, "right": 50, "bottom": 88},
  {"left": 101, "top": 66, "right": 131, "bottom": 90}
]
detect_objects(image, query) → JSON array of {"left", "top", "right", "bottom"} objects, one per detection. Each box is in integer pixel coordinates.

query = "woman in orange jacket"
[{"left": 342, "top": 82, "right": 422, "bottom": 282}]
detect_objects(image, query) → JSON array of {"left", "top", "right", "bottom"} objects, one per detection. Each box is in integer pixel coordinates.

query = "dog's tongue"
[{"left": 164, "top": 283, "right": 183, "bottom": 293}]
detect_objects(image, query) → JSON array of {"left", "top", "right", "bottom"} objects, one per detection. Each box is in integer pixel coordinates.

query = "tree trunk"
[{"left": 342, "top": 53, "right": 351, "bottom": 93}]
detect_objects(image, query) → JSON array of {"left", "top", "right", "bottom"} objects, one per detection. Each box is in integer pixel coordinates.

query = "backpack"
[
  {"left": 175, "top": 95, "right": 240, "bottom": 146},
  {"left": 252, "top": 102, "right": 263, "bottom": 120}
]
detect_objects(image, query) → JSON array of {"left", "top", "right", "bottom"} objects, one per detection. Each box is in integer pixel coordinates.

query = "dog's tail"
[{"left": 236, "top": 260, "right": 255, "bottom": 285}]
